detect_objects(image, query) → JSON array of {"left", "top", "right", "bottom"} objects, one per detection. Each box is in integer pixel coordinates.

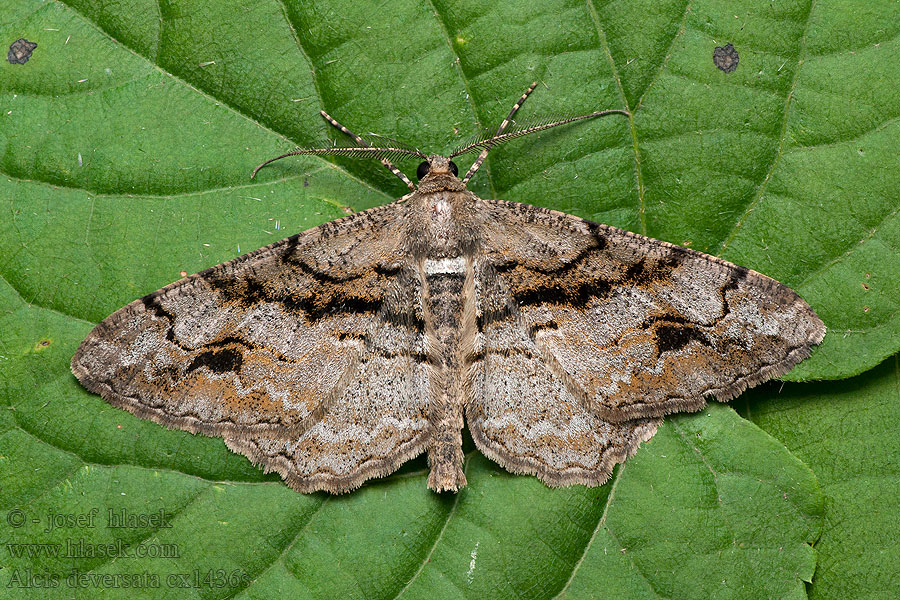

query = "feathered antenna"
[
  {"left": 251, "top": 111, "right": 426, "bottom": 190},
  {"left": 365, "top": 133, "right": 425, "bottom": 155},
  {"left": 252, "top": 84, "right": 630, "bottom": 188},
  {"left": 451, "top": 109, "right": 630, "bottom": 182},
  {"left": 445, "top": 81, "right": 630, "bottom": 183},
  {"left": 454, "top": 81, "right": 539, "bottom": 183}
]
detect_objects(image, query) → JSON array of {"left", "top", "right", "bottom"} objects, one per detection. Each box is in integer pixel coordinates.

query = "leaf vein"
[
  {"left": 391, "top": 453, "right": 471, "bottom": 599},
  {"left": 635, "top": 0, "right": 693, "bottom": 111},
  {"left": 718, "top": 0, "right": 817, "bottom": 254},
  {"left": 585, "top": 0, "right": 645, "bottom": 235}
]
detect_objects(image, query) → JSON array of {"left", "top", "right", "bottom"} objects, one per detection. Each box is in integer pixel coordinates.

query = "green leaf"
[
  {"left": 1, "top": 0, "right": 897, "bottom": 597},
  {"left": 742, "top": 356, "right": 900, "bottom": 600}
]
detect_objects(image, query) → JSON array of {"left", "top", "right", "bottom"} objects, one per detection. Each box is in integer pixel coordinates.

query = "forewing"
[
  {"left": 467, "top": 265, "right": 660, "bottom": 486},
  {"left": 225, "top": 265, "right": 432, "bottom": 493},
  {"left": 71, "top": 203, "right": 415, "bottom": 439},
  {"left": 476, "top": 198, "right": 825, "bottom": 422}
]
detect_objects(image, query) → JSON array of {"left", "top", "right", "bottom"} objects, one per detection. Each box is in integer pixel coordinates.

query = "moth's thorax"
[{"left": 409, "top": 185, "right": 478, "bottom": 258}]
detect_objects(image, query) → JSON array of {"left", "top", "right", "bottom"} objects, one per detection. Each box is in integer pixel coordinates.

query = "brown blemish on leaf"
[
  {"left": 713, "top": 43, "right": 739, "bottom": 73},
  {"left": 34, "top": 338, "right": 52, "bottom": 352},
  {"left": 8, "top": 39, "right": 37, "bottom": 65}
]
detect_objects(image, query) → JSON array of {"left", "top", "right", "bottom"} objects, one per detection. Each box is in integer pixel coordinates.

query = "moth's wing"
[
  {"left": 226, "top": 268, "right": 432, "bottom": 493},
  {"left": 71, "top": 202, "right": 426, "bottom": 445},
  {"left": 476, "top": 198, "right": 825, "bottom": 422},
  {"left": 466, "top": 265, "right": 660, "bottom": 486}
]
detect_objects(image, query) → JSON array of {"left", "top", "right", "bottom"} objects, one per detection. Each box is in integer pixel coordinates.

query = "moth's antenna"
[
  {"left": 461, "top": 81, "right": 538, "bottom": 184},
  {"left": 318, "top": 111, "right": 416, "bottom": 190},
  {"left": 251, "top": 111, "right": 421, "bottom": 191},
  {"left": 451, "top": 83, "right": 631, "bottom": 183}
]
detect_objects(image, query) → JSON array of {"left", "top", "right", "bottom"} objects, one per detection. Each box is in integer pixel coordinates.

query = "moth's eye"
[
  {"left": 449, "top": 161, "right": 458, "bottom": 176},
  {"left": 416, "top": 161, "right": 430, "bottom": 180}
]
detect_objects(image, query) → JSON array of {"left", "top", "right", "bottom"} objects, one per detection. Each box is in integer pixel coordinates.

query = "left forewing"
[{"left": 71, "top": 203, "right": 413, "bottom": 438}]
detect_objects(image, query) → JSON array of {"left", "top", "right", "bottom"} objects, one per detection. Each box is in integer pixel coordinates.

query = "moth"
[{"left": 72, "top": 83, "right": 825, "bottom": 494}]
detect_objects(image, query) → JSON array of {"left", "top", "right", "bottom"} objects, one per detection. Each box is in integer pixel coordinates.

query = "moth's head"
[{"left": 416, "top": 155, "right": 459, "bottom": 181}]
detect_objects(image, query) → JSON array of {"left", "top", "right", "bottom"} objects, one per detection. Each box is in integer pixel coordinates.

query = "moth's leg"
[{"left": 319, "top": 111, "right": 415, "bottom": 191}]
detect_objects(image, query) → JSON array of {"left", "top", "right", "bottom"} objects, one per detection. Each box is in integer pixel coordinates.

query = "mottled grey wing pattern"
[
  {"left": 72, "top": 203, "right": 433, "bottom": 493},
  {"left": 475, "top": 199, "right": 825, "bottom": 424},
  {"left": 468, "top": 261, "right": 661, "bottom": 486},
  {"left": 225, "top": 326, "right": 432, "bottom": 493}
]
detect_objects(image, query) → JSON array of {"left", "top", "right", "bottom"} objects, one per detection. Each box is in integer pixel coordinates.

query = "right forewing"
[{"left": 475, "top": 198, "right": 824, "bottom": 422}]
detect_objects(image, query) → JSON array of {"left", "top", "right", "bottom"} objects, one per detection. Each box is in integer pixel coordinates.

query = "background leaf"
[
  {"left": 1, "top": 0, "right": 898, "bottom": 598},
  {"left": 741, "top": 356, "right": 900, "bottom": 600}
]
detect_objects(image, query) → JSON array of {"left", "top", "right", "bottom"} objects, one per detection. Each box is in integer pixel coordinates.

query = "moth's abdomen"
[
  {"left": 423, "top": 256, "right": 467, "bottom": 359},
  {"left": 421, "top": 254, "right": 474, "bottom": 491}
]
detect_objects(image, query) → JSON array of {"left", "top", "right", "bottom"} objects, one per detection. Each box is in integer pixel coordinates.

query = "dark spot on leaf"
[
  {"left": 34, "top": 338, "right": 52, "bottom": 351},
  {"left": 8, "top": 39, "right": 37, "bottom": 65},
  {"left": 713, "top": 43, "right": 739, "bottom": 73},
  {"left": 303, "top": 177, "right": 309, "bottom": 187}
]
